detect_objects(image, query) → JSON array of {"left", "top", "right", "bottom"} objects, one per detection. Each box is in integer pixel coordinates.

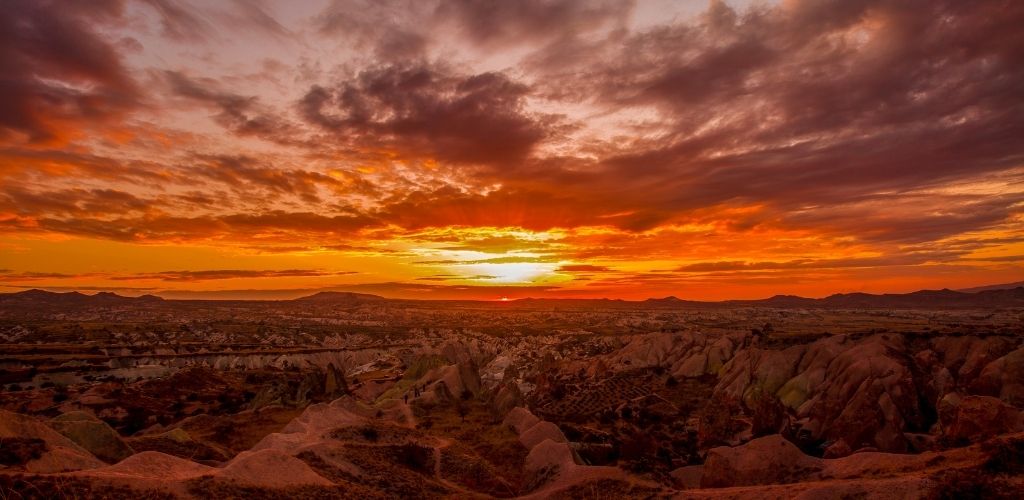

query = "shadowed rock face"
[
  {"left": 0, "top": 410, "right": 105, "bottom": 473},
  {"left": 49, "top": 411, "right": 134, "bottom": 463},
  {"left": 971, "top": 346, "right": 1024, "bottom": 407}
]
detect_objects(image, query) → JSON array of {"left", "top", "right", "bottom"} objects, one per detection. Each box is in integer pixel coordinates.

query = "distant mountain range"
[
  {"left": 2, "top": 283, "right": 1023, "bottom": 309},
  {"left": 0, "top": 289, "right": 165, "bottom": 306},
  {"left": 293, "top": 291, "right": 387, "bottom": 303},
  {"left": 957, "top": 281, "right": 1024, "bottom": 293}
]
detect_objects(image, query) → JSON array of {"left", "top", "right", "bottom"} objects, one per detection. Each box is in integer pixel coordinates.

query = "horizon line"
[{"left": 3, "top": 282, "right": 1022, "bottom": 303}]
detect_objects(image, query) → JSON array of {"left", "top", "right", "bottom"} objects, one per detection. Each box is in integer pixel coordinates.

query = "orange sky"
[{"left": 1, "top": 0, "right": 1023, "bottom": 300}]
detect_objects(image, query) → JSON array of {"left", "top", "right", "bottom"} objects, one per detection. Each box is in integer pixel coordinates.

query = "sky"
[{"left": 1, "top": 0, "right": 1023, "bottom": 301}]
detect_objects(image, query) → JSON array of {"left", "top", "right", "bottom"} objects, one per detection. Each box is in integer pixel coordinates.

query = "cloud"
[
  {"left": 299, "top": 63, "right": 554, "bottom": 167},
  {"left": 182, "top": 154, "right": 371, "bottom": 203},
  {"left": 436, "top": 0, "right": 631, "bottom": 47},
  {"left": 110, "top": 269, "right": 356, "bottom": 282},
  {"left": 557, "top": 264, "right": 612, "bottom": 273},
  {"left": 0, "top": 210, "right": 381, "bottom": 243},
  {"left": 0, "top": 0, "right": 138, "bottom": 142},
  {"left": 415, "top": 274, "right": 496, "bottom": 281},
  {"left": 165, "top": 71, "right": 300, "bottom": 144},
  {"left": 417, "top": 256, "right": 550, "bottom": 265},
  {"left": 0, "top": 269, "right": 355, "bottom": 283}
]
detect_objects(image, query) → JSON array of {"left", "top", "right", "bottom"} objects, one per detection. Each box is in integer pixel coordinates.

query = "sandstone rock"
[
  {"left": 50, "top": 410, "right": 134, "bottom": 463},
  {"left": 801, "top": 334, "right": 923, "bottom": 454},
  {"left": 715, "top": 345, "right": 805, "bottom": 408},
  {"left": 525, "top": 439, "right": 576, "bottom": 475},
  {"left": 504, "top": 407, "right": 541, "bottom": 434},
  {"left": 944, "top": 395, "right": 1024, "bottom": 442},
  {"left": 776, "top": 335, "right": 849, "bottom": 411},
  {"left": 491, "top": 382, "right": 524, "bottom": 417},
  {"left": 80, "top": 450, "right": 213, "bottom": 481},
  {"left": 937, "top": 391, "right": 963, "bottom": 433},
  {"left": 0, "top": 410, "right": 104, "bottom": 473},
  {"left": 931, "top": 336, "right": 1015, "bottom": 383},
  {"left": 610, "top": 332, "right": 683, "bottom": 369},
  {"left": 457, "top": 360, "right": 482, "bottom": 395},
  {"left": 904, "top": 432, "right": 936, "bottom": 452},
  {"left": 670, "top": 465, "right": 703, "bottom": 489},
  {"left": 673, "top": 351, "right": 708, "bottom": 377},
  {"left": 520, "top": 421, "right": 568, "bottom": 450},
  {"left": 971, "top": 346, "right": 1024, "bottom": 407},
  {"left": 701, "top": 435, "right": 823, "bottom": 488},
  {"left": 823, "top": 439, "right": 852, "bottom": 458},
  {"left": 324, "top": 362, "right": 349, "bottom": 398},
  {"left": 221, "top": 448, "right": 333, "bottom": 487},
  {"left": 705, "top": 335, "right": 740, "bottom": 374}
]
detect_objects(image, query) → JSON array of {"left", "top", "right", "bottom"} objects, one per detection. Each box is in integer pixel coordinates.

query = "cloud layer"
[{"left": 1, "top": 0, "right": 1022, "bottom": 299}]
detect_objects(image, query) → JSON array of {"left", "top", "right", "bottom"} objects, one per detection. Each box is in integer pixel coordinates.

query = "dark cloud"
[
  {"left": 0, "top": 0, "right": 138, "bottom": 142},
  {"left": 299, "top": 63, "right": 553, "bottom": 167},
  {"left": 183, "top": 154, "right": 366, "bottom": 204},
  {"left": 676, "top": 252, "right": 962, "bottom": 273},
  {"left": 500, "top": 0, "right": 1024, "bottom": 241},
  {"left": 110, "top": 269, "right": 356, "bottom": 282},
  {"left": 0, "top": 210, "right": 380, "bottom": 243},
  {"left": 0, "top": 269, "right": 354, "bottom": 283},
  {"left": 0, "top": 271, "right": 88, "bottom": 282},
  {"left": 0, "top": 185, "right": 153, "bottom": 218},
  {"left": 0, "top": 148, "right": 173, "bottom": 184}
]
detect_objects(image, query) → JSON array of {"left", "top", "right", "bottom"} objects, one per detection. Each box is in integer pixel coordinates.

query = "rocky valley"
[{"left": 0, "top": 288, "right": 1022, "bottom": 498}]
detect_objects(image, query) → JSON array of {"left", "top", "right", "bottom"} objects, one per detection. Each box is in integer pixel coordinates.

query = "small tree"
[
  {"left": 698, "top": 395, "right": 739, "bottom": 449},
  {"left": 749, "top": 389, "right": 786, "bottom": 437}
]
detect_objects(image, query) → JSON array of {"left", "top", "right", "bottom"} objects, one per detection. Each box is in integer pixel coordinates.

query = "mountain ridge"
[{"left": 4, "top": 286, "right": 1023, "bottom": 309}]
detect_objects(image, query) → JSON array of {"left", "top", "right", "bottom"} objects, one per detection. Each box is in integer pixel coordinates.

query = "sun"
[{"left": 470, "top": 262, "right": 558, "bottom": 283}]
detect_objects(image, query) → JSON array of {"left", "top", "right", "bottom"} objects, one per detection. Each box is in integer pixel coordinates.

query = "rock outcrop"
[
  {"left": 502, "top": 406, "right": 629, "bottom": 498},
  {"left": 971, "top": 346, "right": 1024, "bottom": 406},
  {"left": 943, "top": 395, "right": 1024, "bottom": 442},
  {"left": 0, "top": 410, "right": 105, "bottom": 473},
  {"left": 49, "top": 411, "right": 135, "bottom": 463},
  {"left": 701, "top": 435, "right": 823, "bottom": 488}
]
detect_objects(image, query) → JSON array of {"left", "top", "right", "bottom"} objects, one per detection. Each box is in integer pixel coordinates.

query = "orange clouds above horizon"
[{"left": 1, "top": 0, "right": 1023, "bottom": 301}]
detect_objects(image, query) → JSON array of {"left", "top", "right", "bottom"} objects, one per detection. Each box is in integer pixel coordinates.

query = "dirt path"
[{"left": 394, "top": 399, "right": 417, "bottom": 429}]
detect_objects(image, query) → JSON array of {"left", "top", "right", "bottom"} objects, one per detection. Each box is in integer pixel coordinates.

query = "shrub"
[
  {"left": 0, "top": 438, "right": 47, "bottom": 466},
  {"left": 749, "top": 389, "right": 786, "bottom": 437},
  {"left": 698, "top": 395, "right": 740, "bottom": 449},
  {"left": 982, "top": 437, "right": 1024, "bottom": 474},
  {"left": 360, "top": 427, "right": 379, "bottom": 442},
  {"left": 928, "top": 468, "right": 1013, "bottom": 500}
]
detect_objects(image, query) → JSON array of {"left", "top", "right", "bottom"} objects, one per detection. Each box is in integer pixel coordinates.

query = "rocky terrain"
[{"left": 0, "top": 288, "right": 1022, "bottom": 498}]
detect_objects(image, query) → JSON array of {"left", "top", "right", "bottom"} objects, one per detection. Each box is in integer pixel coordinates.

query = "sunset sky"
[{"left": 1, "top": 0, "right": 1023, "bottom": 300}]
